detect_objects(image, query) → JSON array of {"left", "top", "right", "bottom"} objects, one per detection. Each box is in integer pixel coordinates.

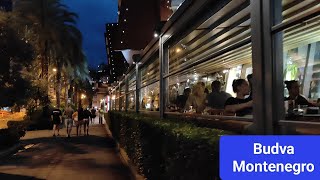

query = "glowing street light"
[{"left": 154, "top": 32, "right": 159, "bottom": 38}]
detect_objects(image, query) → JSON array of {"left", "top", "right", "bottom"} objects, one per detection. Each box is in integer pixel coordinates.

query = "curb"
[
  {"left": 104, "top": 123, "right": 145, "bottom": 180},
  {"left": 0, "top": 143, "right": 21, "bottom": 159}
]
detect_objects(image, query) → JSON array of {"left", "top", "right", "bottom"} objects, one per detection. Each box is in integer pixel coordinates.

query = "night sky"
[{"left": 62, "top": 0, "right": 118, "bottom": 69}]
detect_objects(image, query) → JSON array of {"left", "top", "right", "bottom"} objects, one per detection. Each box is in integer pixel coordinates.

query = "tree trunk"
[
  {"left": 55, "top": 61, "right": 62, "bottom": 108},
  {"left": 74, "top": 85, "right": 78, "bottom": 109},
  {"left": 64, "top": 81, "right": 68, "bottom": 108}
]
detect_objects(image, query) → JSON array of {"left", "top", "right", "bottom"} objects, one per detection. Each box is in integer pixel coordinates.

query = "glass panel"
[
  {"left": 128, "top": 71, "right": 136, "bottom": 91},
  {"left": 168, "top": 0, "right": 251, "bottom": 74},
  {"left": 128, "top": 91, "right": 136, "bottom": 110},
  {"left": 140, "top": 81, "right": 160, "bottom": 111},
  {"left": 283, "top": 14, "right": 320, "bottom": 100},
  {"left": 141, "top": 53, "right": 160, "bottom": 86},
  {"left": 280, "top": 0, "right": 320, "bottom": 24},
  {"left": 165, "top": 44, "right": 252, "bottom": 114}
]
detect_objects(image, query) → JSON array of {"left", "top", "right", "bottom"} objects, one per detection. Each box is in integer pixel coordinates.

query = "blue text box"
[{"left": 220, "top": 136, "right": 320, "bottom": 180}]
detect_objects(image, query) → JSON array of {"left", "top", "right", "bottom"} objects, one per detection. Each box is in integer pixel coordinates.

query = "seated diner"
[
  {"left": 284, "top": 80, "right": 314, "bottom": 107},
  {"left": 224, "top": 79, "right": 253, "bottom": 116}
]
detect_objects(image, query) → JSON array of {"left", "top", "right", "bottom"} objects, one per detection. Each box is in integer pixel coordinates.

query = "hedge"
[
  {"left": 0, "top": 121, "right": 27, "bottom": 150},
  {"left": 108, "top": 111, "right": 227, "bottom": 180}
]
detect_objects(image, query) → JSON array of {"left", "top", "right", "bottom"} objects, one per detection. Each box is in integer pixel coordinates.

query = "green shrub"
[
  {"left": 25, "top": 106, "right": 52, "bottom": 130},
  {"left": 108, "top": 111, "right": 226, "bottom": 180},
  {"left": 0, "top": 121, "right": 27, "bottom": 149}
]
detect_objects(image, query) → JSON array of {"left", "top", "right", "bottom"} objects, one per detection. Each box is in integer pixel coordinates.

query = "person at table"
[
  {"left": 184, "top": 82, "right": 206, "bottom": 113},
  {"left": 176, "top": 88, "right": 191, "bottom": 111},
  {"left": 284, "top": 80, "right": 313, "bottom": 106},
  {"left": 224, "top": 79, "right": 253, "bottom": 116},
  {"left": 207, "top": 80, "right": 231, "bottom": 109}
]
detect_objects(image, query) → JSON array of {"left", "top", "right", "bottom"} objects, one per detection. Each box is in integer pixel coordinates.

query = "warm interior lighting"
[
  {"left": 176, "top": 48, "right": 182, "bottom": 53},
  {"left": 81, "top": 94, "right": 86, "bottom": 99},
  {"left": 53, "top": 68, "right": 57, "bottom": 72}
]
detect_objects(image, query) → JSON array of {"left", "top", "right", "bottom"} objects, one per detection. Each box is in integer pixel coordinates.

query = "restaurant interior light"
[{"left": 176, "top": 48, "right": 182, "bottom": 53}]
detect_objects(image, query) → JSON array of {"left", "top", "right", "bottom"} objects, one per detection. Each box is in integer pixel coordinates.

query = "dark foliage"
[
  {"left": 107, "top": 111, "right": 227, "bottom": 180},
  {"left": 0, "top": 121, "right": 27, "bottom": 149},
  {"left": 0, "top": 24, "right": 34, "bottom": 107}
]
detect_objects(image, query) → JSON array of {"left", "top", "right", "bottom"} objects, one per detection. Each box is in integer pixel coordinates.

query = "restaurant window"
[
  {"left": 280, "top": 0, "right": 320, "bottom": 100},
  {"left": 115, "top": 86, "right": 120, "bottom": 110},
  {"left": 140, "top": 81, "right": 160, "bottom": 111},
  {"left": 119, "top": 83, "right": 126, "bottom": 110},
  {"left": 139, "top": 53, "right": 160, "bottom": 111},
  {"left": 165, "top": 0, "right": 252, "bottom": 116},
  {"left": 280, "top": 0, "right": 319, "bottom": 25},
  {"left": 127, "top": 70, "right": 136, "bottom": 110}
]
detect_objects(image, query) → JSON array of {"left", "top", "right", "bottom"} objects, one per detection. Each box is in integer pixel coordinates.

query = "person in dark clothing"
[
  {"left": 207, "top": 80, "right": 231, "bottom": 109},
  {"left": 90, "top": 108, "right": 96, "bottom": 124},
  {"left": 83, "top": 108, "right": 91, "bottom": 136},
  {"left": 98, "top": 108, "right": 104, "bottom": 124},
  {"left": 51, "top": 108, "right": 62, "bottom": 137},
  {"left": 77, "top": 107, "right": 84, "bottom": 136},
  {"left": 225, "top": 79, "right": 253, "bottom": 116},
  {"left": 284, "top": 80, "right": 313, "bottom": 106},
  {"left": 176, "top": 88, "right": 191, "bottom": 112}
]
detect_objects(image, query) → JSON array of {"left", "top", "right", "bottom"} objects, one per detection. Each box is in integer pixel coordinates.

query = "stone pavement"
[{"left": 0, "top": 122, "right": 132, "bottom": 180}]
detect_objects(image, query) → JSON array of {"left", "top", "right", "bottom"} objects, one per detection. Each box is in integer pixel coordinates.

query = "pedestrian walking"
[
  {"left": 51, "top": 108, "right": 62, "bottom": 137},
  {"left": 64, "top": 105, "right": 74, "bottom": 138},
  {"left": 76, "top": 107, "right": 84, "bottom": 136},
  {"left": 83, "top": 108, "right": 91, "bottom": 136},
  {"left": 98, "top": 108, "right": 104, "bottom": 124},
  {"left": 90, "top": 108, "right": 96, "bottom": 124}
]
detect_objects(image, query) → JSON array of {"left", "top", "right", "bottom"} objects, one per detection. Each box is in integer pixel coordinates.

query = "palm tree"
[
  {"left": 14, "top": 0, "right": 90, "bottom": 108},
  {"left": 14, "top": 0, "right": 67, "bottom": 79}
]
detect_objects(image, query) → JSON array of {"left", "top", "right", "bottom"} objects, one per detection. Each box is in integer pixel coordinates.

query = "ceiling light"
[{"left": 176, "top": 48, "right": 181, "bottom": 53}]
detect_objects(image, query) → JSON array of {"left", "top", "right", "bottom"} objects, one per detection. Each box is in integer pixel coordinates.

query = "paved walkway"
[{"left": 0, "top": 121, "right": 131, "bottom": 180}]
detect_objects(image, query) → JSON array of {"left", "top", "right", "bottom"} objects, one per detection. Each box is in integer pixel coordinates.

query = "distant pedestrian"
[
  {"left": 51, "top": 108, "right": 62, "bottom": 137},
  {"left": 83, "top": 108, "right": 91, "bottom": 136},
  {"left": 98, "top": 108, "right": 104, "bottom": 124},
  {"left": 76, "top": 107, "right": 84, "bottom": 136},
  {"left": 64, "top": 105, "right": 74, "bottom": 138},
  {"left": 90, "top": 108, "right": 96, "bottom": 124}
]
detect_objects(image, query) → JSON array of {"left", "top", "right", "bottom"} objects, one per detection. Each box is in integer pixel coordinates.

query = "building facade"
[{"left": 110, "top": 0, "right": 320, "bottom": 135}]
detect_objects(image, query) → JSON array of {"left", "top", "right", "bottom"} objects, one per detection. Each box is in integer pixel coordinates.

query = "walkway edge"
[
  {"left": 0, "top": 143, "right": 21, "bottom": 159},
  {"left": 104, "top": 124, "right": 145, "bottom": 180}
]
